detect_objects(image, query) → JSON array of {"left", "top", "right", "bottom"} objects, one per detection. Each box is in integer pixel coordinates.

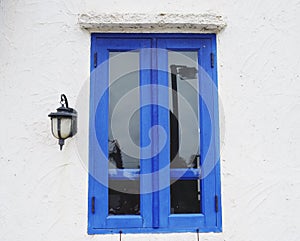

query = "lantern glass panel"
[{"left": 52, "top": 117, "right": 72, "bottom": 139}]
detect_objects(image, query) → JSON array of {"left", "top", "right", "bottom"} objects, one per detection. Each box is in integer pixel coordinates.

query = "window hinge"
[
  {"left": 215, "top": 195, "right": 218, "bottom": 212},
  {"left": 94, "top": 52, "right": 97, "bottom": 68},
  {"left": 91, "top": 196, "right": 95, "bottom": 214},
  {"left": 210, "top": 53, "right": 214, "bottom": 68}
]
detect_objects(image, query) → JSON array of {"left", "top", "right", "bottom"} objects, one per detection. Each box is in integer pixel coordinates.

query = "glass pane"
[
  {"left": 109, "top": 52, "right": 140, "bottom": 169},
  {"left": 51, "top": 118, "right": 72, "bottom": 139},
  {"left": 168, "top": 51, "right": 200, "bottom": 168},
  {"left": 168, "top": 51, "right": 201, "bottom": 214},
  {"left": 109, "top": 180, "right": 140, "bottom": 215},
  {"left": 170, "top": 180, "right": 201, "bottom": 214},
  {"left": 108, "top": 51, "right": 140, "bottom": 215}
]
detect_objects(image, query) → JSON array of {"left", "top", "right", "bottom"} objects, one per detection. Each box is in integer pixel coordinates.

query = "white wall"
[{"left": 1, "top": 0, "right": 300, "bottom": 240}]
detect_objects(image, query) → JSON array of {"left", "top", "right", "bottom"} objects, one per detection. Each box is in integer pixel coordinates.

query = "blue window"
[{"left": 88, "top": 33, "right": 221, "bottom": 234}]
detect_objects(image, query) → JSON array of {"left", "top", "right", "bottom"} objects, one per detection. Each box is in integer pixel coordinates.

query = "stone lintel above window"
[{"left": 78, "top": 13, "right": 226, "bottom": 33}]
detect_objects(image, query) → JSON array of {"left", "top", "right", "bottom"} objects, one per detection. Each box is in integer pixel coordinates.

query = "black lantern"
[{"left": 48, "top": 94, "right": 77, "bottom": 150}]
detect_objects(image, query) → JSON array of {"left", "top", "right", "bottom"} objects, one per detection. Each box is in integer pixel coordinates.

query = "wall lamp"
[{"left": 48, "top": 94, "right": 77, "bottom": 150}]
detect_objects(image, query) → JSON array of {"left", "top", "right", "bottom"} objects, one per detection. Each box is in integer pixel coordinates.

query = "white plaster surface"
[{"left": 1, "top": 0, "right": 300, "bottom": 241}]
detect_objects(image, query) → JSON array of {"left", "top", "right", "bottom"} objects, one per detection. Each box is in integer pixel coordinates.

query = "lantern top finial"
[{"left": 60, "top": 94, "right": 69, "bottom": 108}]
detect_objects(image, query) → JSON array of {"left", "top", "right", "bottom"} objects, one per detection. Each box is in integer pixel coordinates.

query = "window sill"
[{"left": 88, "top": 226, "right": 222, "bottom": 234}]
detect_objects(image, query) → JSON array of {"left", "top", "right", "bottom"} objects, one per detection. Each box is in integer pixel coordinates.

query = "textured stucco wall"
[{"left": 1, "top": 0, "right": 300, "bottom": 241}]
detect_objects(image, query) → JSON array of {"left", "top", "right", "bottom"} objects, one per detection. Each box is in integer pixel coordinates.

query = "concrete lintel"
[{"left": 78, "top": 13, "right": 226, "bottom": 33}]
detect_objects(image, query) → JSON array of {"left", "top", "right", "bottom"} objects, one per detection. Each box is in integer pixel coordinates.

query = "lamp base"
[{"left": 59, "top": 139, "right": 65, "bottom": 151}]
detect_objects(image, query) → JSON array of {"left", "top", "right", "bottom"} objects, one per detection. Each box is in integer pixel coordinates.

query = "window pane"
[
  {"left": 170, "top": 180, "right": 201, "bottom": 214},
  {"left": 108, "top": 52, "right": 140, "bottom": 215},
  {"left": 109, "top": 180, "right": 140, "bottom": 215},
  {"left": 168, "top": 51, "right": 200, "bottom": 168},
  {"left": 109, "top": 52, "right": 140, "bottom": 169},
  {"left": 168, "top": 51, "right": 201, "bottom": 214}
]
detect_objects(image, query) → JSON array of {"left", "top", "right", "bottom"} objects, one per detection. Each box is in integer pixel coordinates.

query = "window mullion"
[
  {"left": 156, "top": 39, "right": 171, "bottom": 228},
  {"left": 140, "top": 45, "right": 153, "bottom": 227}
]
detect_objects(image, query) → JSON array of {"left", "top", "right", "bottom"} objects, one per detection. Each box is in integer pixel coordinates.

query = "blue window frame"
[{"left": 88, "top": 33, "right": 221, "bottom": 234}]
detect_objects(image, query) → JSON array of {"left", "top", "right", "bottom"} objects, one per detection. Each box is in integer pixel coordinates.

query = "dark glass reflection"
[
  {"left": 169, "top": 51, "right": 200, "bottom": 168},
  {"left": 109, "top": 180, "right": 140, "bottom": 215},
  {"left": 171, "top": 180, "right": 201, "bottom": 214},
  {"left": 169, "top": 51, "right": 201, "bottom": 214}
]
